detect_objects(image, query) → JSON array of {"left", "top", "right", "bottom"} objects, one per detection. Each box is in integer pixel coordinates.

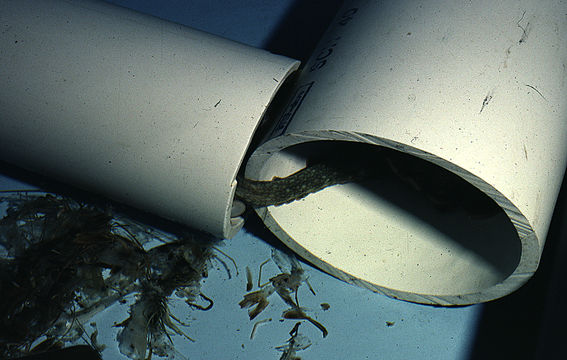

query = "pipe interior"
[{"left": 260, "top": 140, "right": 521, "bottom": 296}]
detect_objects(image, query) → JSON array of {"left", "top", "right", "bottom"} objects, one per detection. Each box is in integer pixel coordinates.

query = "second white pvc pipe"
[{"left": 245, "top": 0, "right": 567, "bottom": 305}]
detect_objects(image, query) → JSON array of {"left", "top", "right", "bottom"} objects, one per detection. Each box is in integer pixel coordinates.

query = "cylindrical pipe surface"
[
  {"left": 245, "top": 0, "right": 567, "bottom": 305},
  {"left": 0, "top": 0, "right": 299, "bottom": 238}
]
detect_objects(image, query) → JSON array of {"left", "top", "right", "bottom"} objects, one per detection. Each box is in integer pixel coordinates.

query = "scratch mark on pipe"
[
  {"left": 525, "top": 84, "right": 547, "bottom": 101},
  {"left": 517, "top": 11, "right": 531, "bottom": 44},
  {"left": 479, "top": 91, "right": 493, "bottom": 114}
]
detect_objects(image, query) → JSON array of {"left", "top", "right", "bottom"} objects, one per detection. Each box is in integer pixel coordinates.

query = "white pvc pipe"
[
  {"left": 245, "top": 0, "right": 567, "bottom": 305},
  {"left": 0, "top": 0, "right": 299, "bottom": 238}
]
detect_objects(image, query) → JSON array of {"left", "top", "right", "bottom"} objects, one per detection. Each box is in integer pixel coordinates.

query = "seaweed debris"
[
  {"left": 239, "top": 248, "right": 328, "bottom": 355},
  {"left": 0, "top": 192, "right": 219, "bottom": 359},
  {"left": 275, "top": 322, "right": 311, "bottom": 360}
]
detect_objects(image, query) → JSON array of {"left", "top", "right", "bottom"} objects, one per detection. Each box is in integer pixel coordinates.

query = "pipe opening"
[{"left": 257, "top": 140, "right": 521, "bottom": 296}]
